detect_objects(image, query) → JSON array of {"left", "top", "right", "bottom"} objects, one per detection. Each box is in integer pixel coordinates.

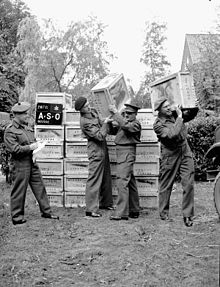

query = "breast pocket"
[{"left": 14, "top": 130, "right": 29, "bottom": 145}]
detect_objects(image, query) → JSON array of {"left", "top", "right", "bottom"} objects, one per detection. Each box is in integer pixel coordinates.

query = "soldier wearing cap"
[
  {"left": 108, "top": 102, "right": 142, "bottom": 220},
  {"left": 153, "top": 97, "right": 199, "bottom": 227},
  {"left": 75, "top": 96, "right": 114, "bottom": 218},
  {"left": 4, "top": 102, "right": 58, "bottom": 225}
]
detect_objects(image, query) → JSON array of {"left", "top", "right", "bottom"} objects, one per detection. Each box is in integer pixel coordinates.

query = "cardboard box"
[
  {"left": 63, "top": 110, "right": 80, "bottom": 126},
  {"left": 36, "top": 92, "right": 72, "bottom": 109},
  {"left": 64, "top": 159, "right": 89, "bottom": 176},
  {"left": 150, "top": 71, "right": 196, "bottom": 111},
  {"left": 64, "top": 193, "right": 86, "bottom": 208},
  {"left": 136, "top": 109, "right": 156, "bottom": 128},
  {"left": 47, "top": 192, "right": 64, "bottom": 207},
  {"left": 37, "top": 159, "right": 63, "bottom": 175},
  {"left": 64, "top": 176, "right": 87, "bottom": 192},
  {"left": 65, "top": 142, "right": 87, "bottom": 160},
  {"left": 91, "top": 73, "right": 130, "bottom": 118},
  {"left": 35, "top": 144, "right": 63, "bottom": 159},
  {"left": 112, "top": 176, "right": 158, "bottom": 196},
  {"left": 35, "top": 125, "right": 64, "bottom": 143},
  {"left": 65, "top": 126, "right": 87, "bottom": 142},
  {"left": 110, "top": 162, "right": 159, "bottom": 177},
  {"left": 43, "top": 176, "right": 63, "bottom": 192}
]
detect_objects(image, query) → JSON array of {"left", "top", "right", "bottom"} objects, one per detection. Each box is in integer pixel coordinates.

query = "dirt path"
[{"left": 0, "top": 182, "right": 219, "bottom": 287}]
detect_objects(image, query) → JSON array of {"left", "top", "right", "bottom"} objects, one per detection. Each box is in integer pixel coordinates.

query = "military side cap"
[
  {"left": 75, "top": 96, "right": 87, "bottom": 111},
  {"left": 154, "top": 97, "right": 167, "bottom": 111},
  {"left": 11, "top": 102, "right": 31, "bottom": 113},
  {"left": 124, "top": 103, "right": 140, "bottom": 113}
]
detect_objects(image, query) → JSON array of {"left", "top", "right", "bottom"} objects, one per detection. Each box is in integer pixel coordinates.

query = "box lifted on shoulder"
[
  {"left": 91, "top": 73, "right": 130, "bottom": 118},
  {"left": 149, "top": 71, "right": 196, "bottom": 112}
]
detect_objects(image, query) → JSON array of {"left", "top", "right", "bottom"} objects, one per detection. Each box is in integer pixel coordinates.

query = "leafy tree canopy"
[
  {"left": 0, "top": 0, "right": 30, "bottom": 112},
  {"left": 16, "top": 15, "right": 114, "bottom": 105}
]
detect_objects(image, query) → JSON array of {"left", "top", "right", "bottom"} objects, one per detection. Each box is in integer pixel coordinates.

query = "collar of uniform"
[{"left": 13, "top": 118, "right": 26, "bottom": 129}]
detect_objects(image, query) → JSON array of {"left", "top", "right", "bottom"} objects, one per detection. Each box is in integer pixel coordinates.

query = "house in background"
[
  {"left": 181, "top": 33, "right": 219, "bottom": 71},
  {"left": 181, "top": 33, "right": 220, "bottom": 111}
]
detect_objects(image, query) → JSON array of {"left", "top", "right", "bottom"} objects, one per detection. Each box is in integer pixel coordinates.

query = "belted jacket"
[{"left": 4, "top": 119, "right": 34, "bottom": 161}]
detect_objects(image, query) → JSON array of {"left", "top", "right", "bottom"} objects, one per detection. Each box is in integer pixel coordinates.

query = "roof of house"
[{"left": 184, "top": 33, "right": 220, "bottom": 64}]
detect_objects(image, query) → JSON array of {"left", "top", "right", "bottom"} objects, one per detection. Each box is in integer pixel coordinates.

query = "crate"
[
  {"left": 63, "top": 110, "right": 80, "bottom": 126},
  {"left": 37, "top": 159, "right": 63, "bottom": 175},
  {"left": 136, "top": 143, "right": 160, "bottom": 162},
  {"left": 35, "top": 144, "right": 63, "bottom": 159},
  {"left": 35, "top": 125, "right": 64, "bottom": 143},
  {"left": 36, "top": 92, "right": 72, "bottom": 109},
  {"left": 64, "top": 159, "right": 89, "bottom": 176},
  {"left": 110, "top": 162, "right": 159, "bottom": 177},
  {"left": 149, "top": 71, "right": 196, "bottom": 111},
  {"left": 140, "top": 128, "right": 158, "bottom": 143},
  {"left": 65, "top": 142, "right": 88, "bottom": 160},
  {"left": 64, "top": 192, "right": 86, "bottom": 208},
  {"left": 136, "top": 109, "right": 156, "bottom": 128},
  {"left": 43, "top": 176, "right": 63, "bottom": 192},
  {"left": 91, "top": 73, "right": 130, "bottom": 118},
  {"left": 47, "top": 192, "right": 64, "bottom": 207},
  {"left": 139, "top": 195, "right": 158, "bottom": 208},
  {"left": 64, "top": 175, "right": 87, "bottom": 192},
  {"left": 65, "top": 126, "right": 87, "bottom": 142},
  {"left": 112, "top": 176, "right": 158, "bottom": 196}
]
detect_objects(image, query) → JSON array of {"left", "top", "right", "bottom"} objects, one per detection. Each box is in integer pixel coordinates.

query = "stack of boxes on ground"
[
  {"left": 34, "top": 93, "right": 72, "bottom": 207},
  {"left": 91, "top": 73, "right": 160, "bottom": 208},
  {"left": 34, "top": 73, "right": 161, "bottom": 208}
]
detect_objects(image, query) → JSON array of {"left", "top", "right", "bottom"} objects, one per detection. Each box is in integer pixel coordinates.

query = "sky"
[{"left": 23, "top": 0, "right": 220, "bottom": 91}]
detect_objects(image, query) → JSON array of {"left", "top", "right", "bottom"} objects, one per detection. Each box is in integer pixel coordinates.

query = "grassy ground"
[{"left": 0, "top": 180, "right": 219, "bottom": 287}]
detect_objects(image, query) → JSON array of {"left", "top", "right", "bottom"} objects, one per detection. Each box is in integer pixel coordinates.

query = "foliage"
[
  {"left": 16, "top": 15, "right": 114, "bottom": 106},
  {"left": 187, "top": 111, "right": 220, "bottom": 181},
  {"left": 0, "top": 0, "right": 30, "bottom": 112},
  {"left": 189, "top": 34, "right": 220, "bottom": 111},
  {"left": 136, "top": 21, "right": 171, "bottom": 109}
]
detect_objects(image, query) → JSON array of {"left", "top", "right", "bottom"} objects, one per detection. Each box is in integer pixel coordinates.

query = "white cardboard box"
[
  {"left": 91, "top": 73, "right": 130, "bottom": 118},
  {"left": 150, "top": 71, "right": 196, "bottom": 111}
]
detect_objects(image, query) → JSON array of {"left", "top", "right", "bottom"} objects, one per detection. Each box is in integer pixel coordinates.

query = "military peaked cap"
[{"left": 124, "top": 103, "right": 140, "bottom": 113}]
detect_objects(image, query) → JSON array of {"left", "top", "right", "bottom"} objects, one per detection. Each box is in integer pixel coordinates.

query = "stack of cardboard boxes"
[{"left": 34, "top": 92, "right": 72, "bottom": 207}]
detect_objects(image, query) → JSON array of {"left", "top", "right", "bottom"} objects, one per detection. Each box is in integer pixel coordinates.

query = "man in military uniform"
[
  {"left": 153, "top": 97, "right": 199, "bottom": 227},
  {"left": 108, "top": 103, "right": 142, "bottom": 220},
  {"left": 75, "top": 96, "right": 113, "bottom": 218},
  {"left": 4, "top": 102, "right": 58, "bottom": 225}
]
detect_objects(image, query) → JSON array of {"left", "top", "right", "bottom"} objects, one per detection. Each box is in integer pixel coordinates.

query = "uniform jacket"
[
  {"left": 153, "top": 107, "right": 198, "bottom": 152},
  {"left": 80, "top": 108, "right": 109, "bottom": 160},
  {"left": 4, "top": 119, "right": 34, "bottom": 161},
  {"left": 110, "top": 112, "right": 141, "bottom": 145}
]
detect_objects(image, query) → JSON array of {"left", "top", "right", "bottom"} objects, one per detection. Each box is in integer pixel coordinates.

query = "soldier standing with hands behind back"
[
  {"left": 4, "top": 102, "right": 59, "bottom": 225},
  {"left": 153, "top": 97, "right": 199, "bottom": 227}
]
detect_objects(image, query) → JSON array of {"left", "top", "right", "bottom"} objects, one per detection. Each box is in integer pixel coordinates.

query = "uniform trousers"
[
  {"left": 114, "top": 145, "right": 139, "bottom": 217},
  {"left": 85, "top": 143, "right": 113, "bottom": 212},
  {"left": 159, "top": 143, "right": 194, "bottom": 218},
  {"left": 11, "top": 158, "right": 51, "bottom": 221}
]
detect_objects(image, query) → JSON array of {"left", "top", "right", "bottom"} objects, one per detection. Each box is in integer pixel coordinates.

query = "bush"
[{"left": 187, "top": 112, "right": 220, "bottom": 181}]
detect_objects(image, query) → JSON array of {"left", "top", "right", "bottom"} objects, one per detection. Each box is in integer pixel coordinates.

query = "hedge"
[{"left": 187, "top": 112, "right": 220, "bottom": 181}]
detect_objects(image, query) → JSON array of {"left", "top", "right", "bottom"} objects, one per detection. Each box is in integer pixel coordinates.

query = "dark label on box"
[{"left": 36, "top": 103, "right": 63, "bottom": 125}]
